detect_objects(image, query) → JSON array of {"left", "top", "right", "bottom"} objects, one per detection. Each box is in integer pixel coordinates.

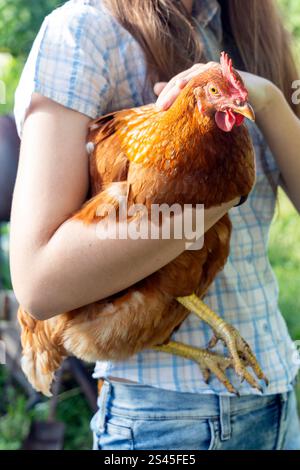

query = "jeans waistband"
[{"left": 98, "top": 378, "right": 289, "bottom": 421}]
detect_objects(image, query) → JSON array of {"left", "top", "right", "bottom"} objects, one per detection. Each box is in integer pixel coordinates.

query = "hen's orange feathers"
[{"left": 18, "top": 58, "right": 255, "bottom": 396}]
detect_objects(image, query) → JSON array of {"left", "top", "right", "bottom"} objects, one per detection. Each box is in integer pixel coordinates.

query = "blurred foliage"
[
  {"left": 0, "top": 378, "right": 31, "bottom": 450},
  {"left": 0, "top": 223, "right": 11, "bottom": 289},
  {"left": 0, "top": 367, "right": 92, "bottom": 450},
  {"left": 278, "top": 0, "right": 300, "bottom": 39},
  {"left": 0, "top": 1, "right": 64, "bottom": 114},
  {"left": 0, "top": 0, "right": 63, "bottom": 57},
  {"left": 269, "top": 189, "right": 300, "bottom": 340},
  {"left": 0, "top": 55, "right": 23, "bottom": 116},
  {"left": 278, "top": 0, "right": 300, "bottom": 59}
]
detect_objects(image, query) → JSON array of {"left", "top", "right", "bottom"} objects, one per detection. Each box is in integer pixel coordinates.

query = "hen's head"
[{"left": 185, "top": 52, "right": 255, "bottom": 132}]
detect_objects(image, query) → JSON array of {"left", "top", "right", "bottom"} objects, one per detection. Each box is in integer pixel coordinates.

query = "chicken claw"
[
  {"left": 177, "top": 294, "right": 269, "bottom": 391},
  {"left": 153, "top": 340, "right": 237, "bottom": 394},
  {"left": 207, "top": 327, "right": 269, "bottom": 391}
]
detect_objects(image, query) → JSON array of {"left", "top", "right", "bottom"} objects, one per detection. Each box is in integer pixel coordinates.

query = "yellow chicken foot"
[
  {"left": 153, "top": 340, "right": 237, "bottom": 394},
  {"left": 176, "top": 293, "right": 269, "bottom": 391}
]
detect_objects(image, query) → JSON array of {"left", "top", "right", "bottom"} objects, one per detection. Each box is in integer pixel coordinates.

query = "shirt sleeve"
[{"left": 14, "top": 2, "right": 114, "bottom": 137}]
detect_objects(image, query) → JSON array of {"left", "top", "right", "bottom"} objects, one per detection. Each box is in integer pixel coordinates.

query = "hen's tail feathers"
[{"left": 18, "top": 307, "right": 66, "bottom": 397}]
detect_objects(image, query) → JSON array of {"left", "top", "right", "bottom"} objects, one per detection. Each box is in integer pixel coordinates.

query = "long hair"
[{"left": 105, "top": 0, "right": 299, "bottom": 116}]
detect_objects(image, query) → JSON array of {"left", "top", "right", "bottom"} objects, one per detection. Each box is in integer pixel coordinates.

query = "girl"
[{"left": 10, "top": 0, "right": 300, "bottom": 450}]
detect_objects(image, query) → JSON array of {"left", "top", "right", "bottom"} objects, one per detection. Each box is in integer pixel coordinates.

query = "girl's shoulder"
[
  {"left": 14, "top": 0, "right": 148, "bottom": 137},
  {"left": 44, "top": 0, "right": 124, "bottom": 49},
  {"left": 14, "top": 0, "right": 128, "bottom": 136}
]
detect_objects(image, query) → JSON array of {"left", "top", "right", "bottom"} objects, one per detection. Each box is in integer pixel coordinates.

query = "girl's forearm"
[
  {"left": 15, "top": 199, "right": 237, "bottom": 320},
  {"left": 256, "top": 84, "right": 300, "bottom": 211}
]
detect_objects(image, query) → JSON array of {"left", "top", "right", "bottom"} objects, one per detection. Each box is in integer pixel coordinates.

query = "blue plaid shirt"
[{"left": 15, "top": 0, "right": 299, "bottom": 395}]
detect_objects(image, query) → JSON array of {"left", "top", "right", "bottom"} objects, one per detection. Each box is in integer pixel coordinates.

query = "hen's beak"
[{"left": 233, "top": 103, "right": 255, "bottom": 122}]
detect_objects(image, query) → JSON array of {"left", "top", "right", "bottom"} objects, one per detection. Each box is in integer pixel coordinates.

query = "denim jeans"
[{"left": 90, "top": 378, "right": 300, "bottom": 450}]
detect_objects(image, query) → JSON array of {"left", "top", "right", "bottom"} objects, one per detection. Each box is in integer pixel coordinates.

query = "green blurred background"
[{"left": 0, "top": 0, "right": 299, "bottom": 450}]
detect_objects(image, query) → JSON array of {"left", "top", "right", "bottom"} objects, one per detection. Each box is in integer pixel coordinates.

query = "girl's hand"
[
  {"left": 155, "top": 63, "right": 300, "bottom": 213},
  {"left": 154, "top": 62, "right": 218, "bottom": 110},
  {"left": 154, "top": 63, "right": 278, "bottom": 118}
]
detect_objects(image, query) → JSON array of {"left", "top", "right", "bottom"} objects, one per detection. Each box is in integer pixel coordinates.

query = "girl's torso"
[{"left": 14, "top": 0, "right": 299, "bottom": 395}]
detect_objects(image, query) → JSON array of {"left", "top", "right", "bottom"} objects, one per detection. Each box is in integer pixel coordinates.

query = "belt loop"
[
  {"left": 275, "top": 391, "right": 289, "bottom": 449},
  {"left": 280, "top": 391, "right": 289, "bottom": 421},
  {"left": 96, "top": 379, "right": 111, "bottom": 433},
  {"left": 219, "top": 396, "right": 231, "bottom": 441}
]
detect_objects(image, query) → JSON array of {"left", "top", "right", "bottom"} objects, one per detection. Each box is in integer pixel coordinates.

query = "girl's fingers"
[
  {"left": 182, "top": 62, "right": 218, "bottom": 83},
  {"left": 153, "top": 82, "right": 167, "bottom": 96},
  {"left": 156, "top": 76, "right": 188, "bottom": 109},
  {"left": 156, "top": 79, "right": 187, "bottom": 110},
  {"left": 155, "top": 62, "right": 219, "bottom": 111},
  {"left": 155, "top": 65, "right": 199, "bottom": 105}
]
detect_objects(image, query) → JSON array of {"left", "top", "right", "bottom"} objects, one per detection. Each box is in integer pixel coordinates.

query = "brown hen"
[{"left": 18, "top": 53, "right": 268, "bottom": 396}]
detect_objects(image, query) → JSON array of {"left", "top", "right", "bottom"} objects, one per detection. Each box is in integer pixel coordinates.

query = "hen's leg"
[
  {"left": 176, "top": 294, "right": 268, "bottom": 391},
  {"left": 153, "top": 340, "right": 237, "bottom": 394}
]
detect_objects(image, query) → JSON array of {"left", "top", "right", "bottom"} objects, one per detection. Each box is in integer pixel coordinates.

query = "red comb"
[{"left": 220, "top": 52, "right": 248, "bottom": 101}]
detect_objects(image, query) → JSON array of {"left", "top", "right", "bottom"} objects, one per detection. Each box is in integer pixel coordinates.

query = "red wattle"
[
  {"left": 215, "top": 110, "right": 236, "bottom": 132},
  {"left": 235, "top": 113, "right": 245, "bottom": 126}
]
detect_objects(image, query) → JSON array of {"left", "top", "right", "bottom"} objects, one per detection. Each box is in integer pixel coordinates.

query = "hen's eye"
[{"left": 209, "top": 86, "right": 219, "bottom": 95}]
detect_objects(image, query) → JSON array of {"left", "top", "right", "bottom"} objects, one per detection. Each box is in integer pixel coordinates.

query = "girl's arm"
[
  {"left": 10, "top": 93, "right": 238, "bottom": 320},
  {"left": 251, "top": 80, "right": 300, "bottom": 212}
]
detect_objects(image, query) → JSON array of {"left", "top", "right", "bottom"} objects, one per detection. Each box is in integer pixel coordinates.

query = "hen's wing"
[
  {"left": 74, "top": 104, "right": 164, "bottom": 222},
  {"left": 87, "top": 105, "right": 158, "bottom": 192}
]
